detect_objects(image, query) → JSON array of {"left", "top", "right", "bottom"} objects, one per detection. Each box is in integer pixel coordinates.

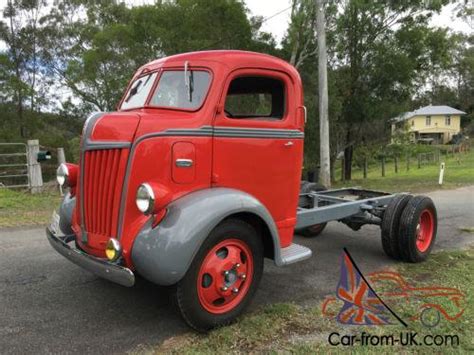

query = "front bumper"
[{"left": 46, "top": 227, "right": 135, "bottom": 287}]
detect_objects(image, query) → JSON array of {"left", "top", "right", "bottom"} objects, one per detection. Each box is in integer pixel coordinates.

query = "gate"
[{"left": 0, "top": 143, "right": 30, "bottom": 188}]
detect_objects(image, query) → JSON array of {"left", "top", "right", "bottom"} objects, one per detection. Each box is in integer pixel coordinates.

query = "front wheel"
[{"left": 173, "top": 219, "right": 263, "bottom": 331}]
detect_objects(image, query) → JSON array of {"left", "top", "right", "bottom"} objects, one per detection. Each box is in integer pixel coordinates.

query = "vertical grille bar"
[{"left": 83, "top": 149, "right": 123, "bottom": 237}]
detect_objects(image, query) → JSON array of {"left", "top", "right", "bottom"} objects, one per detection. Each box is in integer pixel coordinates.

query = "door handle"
[
  {"left": 175, "top": 159, "right": 193, "bottom": 167},
  {"left": 284, "top": 141, "right": 294, "bottom": 147}
]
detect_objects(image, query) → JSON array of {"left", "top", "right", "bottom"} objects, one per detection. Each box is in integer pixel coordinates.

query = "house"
[{"left": 391, "top": 105, "right": 466, "bottom": 144}]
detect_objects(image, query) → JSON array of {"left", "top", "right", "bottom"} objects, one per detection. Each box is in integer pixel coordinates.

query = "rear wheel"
[
  {"left": 299, "top": 182, "right": 327, "bottom": 238},
  {"left": 381, "top": 194, "right": 413, "bottom": 259},
  {"left": 173, "top": 219, "right": 263, "bottom": 331},
  {"left": 399, "top": 195, "right": 437, "bottom": 263}
]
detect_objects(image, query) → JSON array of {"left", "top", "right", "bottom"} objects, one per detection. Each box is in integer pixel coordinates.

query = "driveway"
[{"left": 0, "top": 186, "right": 473, "bottom": 354}]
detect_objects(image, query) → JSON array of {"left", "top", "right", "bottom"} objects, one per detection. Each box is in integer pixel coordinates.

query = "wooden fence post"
[
  {"left": 417, "top": 154, "right": 421, "bottom": 169},
  {"left": 27, "top": 139, "right": 43, "bottom": 194},
  {"left": 363, "top": 157, "right": 368, "bottom": 179},
  {"left": 381, "top": 156, "right": 385, "bottom": 177},
  {"left": 394, "top": 156, "right": 398, "bottom": 174},
  {"left": 406, "top": 154, "right": 410, "bottom": 171}
]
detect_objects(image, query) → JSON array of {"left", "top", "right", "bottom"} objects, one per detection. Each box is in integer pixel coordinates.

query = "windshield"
[
  {"left": 121, "top": 72, "right": 157, "bottom": 110},
  {"left": 149, "top": 70, "right": 211, "bottom": 110}
]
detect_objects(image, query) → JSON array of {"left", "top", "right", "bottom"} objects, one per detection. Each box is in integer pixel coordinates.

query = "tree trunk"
[
  {"left": 344, "top": 145, "right": 353, "bottom": 180},
  {"left": 316, "top": 0, "right": 331, "bottom": 187}
]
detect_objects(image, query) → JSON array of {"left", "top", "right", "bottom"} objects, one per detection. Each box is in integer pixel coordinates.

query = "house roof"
[{"left": 393, "top": 105, "right": 466, "bottom": 122}]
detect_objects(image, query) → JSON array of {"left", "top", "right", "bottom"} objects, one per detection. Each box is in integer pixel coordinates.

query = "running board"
[{"left": 279, "top": 243, "right": 312, "bottom": 265}]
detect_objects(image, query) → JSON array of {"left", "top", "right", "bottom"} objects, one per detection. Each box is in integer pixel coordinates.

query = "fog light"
[{"left": 105, "top": 238, "right": 122, "bottom": 262}]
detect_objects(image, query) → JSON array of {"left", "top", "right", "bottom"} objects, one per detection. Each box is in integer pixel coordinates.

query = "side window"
[{"left": 224, "top": 76, "right": 285, "bottom": 120}]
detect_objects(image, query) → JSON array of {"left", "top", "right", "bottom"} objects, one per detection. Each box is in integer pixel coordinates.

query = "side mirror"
[
  {"left": 296, "top": 106, "right": 307, "bottom": 128},
  {"left": 37, "top": 150, "right": 52, "bottom": 162}
]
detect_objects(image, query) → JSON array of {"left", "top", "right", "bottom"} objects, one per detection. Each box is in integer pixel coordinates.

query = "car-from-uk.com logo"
[{"left": 321, "top": 249, "right": 465, "bottom": 347}]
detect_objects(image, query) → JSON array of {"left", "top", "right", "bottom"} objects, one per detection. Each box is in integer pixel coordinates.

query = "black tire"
[
  {"left": 173, "top": 219, "right": 264, "bottom": 332},
  {"left": 299, "top": 222, "right": 328, "bottom": 238},
  {"left": 398, "top": 195, "right": 437, "bottom": 263},
  {"left": 381, "top": 194, "right": 413, "bottom": 259},
  {"left": 299, "top": 182, "right": 328, "bottom": 238}
]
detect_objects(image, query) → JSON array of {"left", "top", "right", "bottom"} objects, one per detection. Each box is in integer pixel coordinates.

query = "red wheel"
[
  {"left": 399, "top": 195, "right": 437, "bottom": 262},
  {"left": 173, "top": 219, "right": 263, "bottom": 331},
  {"left": 197, "top": 239, "right": 254, "bottom": 314},
  {"left": 416, "top": 209, "right": 435, "bottom": 253},
  {"left": 298, "top": 182, "right": 328, "bottom": 238}
]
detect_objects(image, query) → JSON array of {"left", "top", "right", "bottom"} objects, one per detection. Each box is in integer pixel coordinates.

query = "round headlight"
[
  {"left": 136, "top": 183, "right": 155, "bottom": 215},
  {"left": 56, "top": 163, "right": 69, "bottom": 186},
  {"left": 105, "top": 238, "right": 122, "bottom": 262}
]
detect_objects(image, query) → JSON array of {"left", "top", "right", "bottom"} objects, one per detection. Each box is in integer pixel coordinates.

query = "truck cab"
[
  {"left": 48, "top": 50, "right": 438, "bottom": 331},
  {"left": 50, "top": 51, "right": 307, "bottom": 330}
]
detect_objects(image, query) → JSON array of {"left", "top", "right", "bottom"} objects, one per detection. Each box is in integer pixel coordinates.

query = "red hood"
[
  {"left": 89, "top": 110, "right": 205, "bottom": 143},
  {"left": 90, "top": 112, "right": 141, "bottom": 142}
]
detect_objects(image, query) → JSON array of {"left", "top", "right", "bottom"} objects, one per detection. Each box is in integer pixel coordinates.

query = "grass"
[
  {"left": 144, "top": 248, "right": 474, "bottom": 354},
  {"left": 0, "top": 188, "right": 61, "bottom": 228},
  {"left": 332, "top": 148, "right": 474, "bottom": 193}
]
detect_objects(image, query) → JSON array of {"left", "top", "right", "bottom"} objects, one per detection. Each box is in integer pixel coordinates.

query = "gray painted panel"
[
  {"left": 58, "top": 192, "right": 75, "bottom": 235},
  {"left": 131, "top": 188, "right": 282, "bottom": 285},
  {"left": 296, "top": 194, "right": 394, "bottom": 229}
]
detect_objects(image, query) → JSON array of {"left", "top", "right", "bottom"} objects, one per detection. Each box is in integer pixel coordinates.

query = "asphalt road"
[{"left": 1, "top": 186, "right": 473, "bottom": 354}]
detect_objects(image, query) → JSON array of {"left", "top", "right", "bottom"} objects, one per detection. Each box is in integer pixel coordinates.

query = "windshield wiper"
[
  {"left": 125, "top": 80, "right": 142, "bottom": 103},
  {"left": 124, "top": 74, "right": 151, "bottom": 103}
]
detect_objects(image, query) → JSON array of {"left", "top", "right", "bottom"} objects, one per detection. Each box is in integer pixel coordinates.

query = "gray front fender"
[
  {"left": 131, "top": 188, "right": 281, "bottom": 286},
  {"left": 59, "top": 192, "right": 75, "bottom": 235}
]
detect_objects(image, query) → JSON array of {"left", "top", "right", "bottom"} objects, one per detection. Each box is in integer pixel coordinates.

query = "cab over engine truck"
[{"left": 47, "top": 50, "right": 438, "bottom": 331}]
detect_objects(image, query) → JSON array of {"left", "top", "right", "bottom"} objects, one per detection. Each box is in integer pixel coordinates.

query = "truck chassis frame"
[{"left": 296, "top": 188, "right": 395, "bottom": 230}]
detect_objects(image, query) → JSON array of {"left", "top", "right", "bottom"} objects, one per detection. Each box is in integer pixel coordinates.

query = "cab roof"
[{"left": 138, "top": 50, "right": 300, "bottom": 80}]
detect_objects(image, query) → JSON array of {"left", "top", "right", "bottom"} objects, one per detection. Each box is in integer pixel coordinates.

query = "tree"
[
  {"left": 286, "top": 0, "right": 317, "bottom": 69},
  {"left": 315, "top": 0, "right": 330, "bottom": 187},
  {"left": 333, "top": 0, "right": 452, "bottom": 180},
  {"left": 0, "top": 0, "right": 46, "bottom": 136}
]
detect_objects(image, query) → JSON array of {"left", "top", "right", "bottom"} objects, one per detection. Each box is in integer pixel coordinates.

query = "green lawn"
[
  {"left": 142, "top": 248, "right": 474, "bottom": 354},
  {"left": 0, "top": 188, "right": 61, "bottom": 228},
  {"left": 332, "top": 148, "right": 474, "bottom": 193}
]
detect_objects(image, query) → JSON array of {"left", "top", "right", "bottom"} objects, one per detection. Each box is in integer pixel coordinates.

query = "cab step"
[{"left": 280, "top": 243, "right": 312, "bottom": 265}]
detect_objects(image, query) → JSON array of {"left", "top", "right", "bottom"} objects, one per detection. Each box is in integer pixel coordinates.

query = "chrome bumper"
[{"left": 46, "top": 227, "right": 135, "bottom": 287}]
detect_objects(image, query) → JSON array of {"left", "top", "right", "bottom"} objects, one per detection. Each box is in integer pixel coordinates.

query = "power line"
[{"left": 199, "top": 4, "right": 292, "bottom": 50}]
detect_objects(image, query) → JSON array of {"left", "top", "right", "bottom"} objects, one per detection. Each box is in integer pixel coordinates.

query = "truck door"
[{"left": 212, "top": 69, "right": 304, "bottom": 247}]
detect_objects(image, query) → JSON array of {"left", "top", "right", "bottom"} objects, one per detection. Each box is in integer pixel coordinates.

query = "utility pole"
[{"left": 316, "top": 0, "right": 330, "bottom": 187}]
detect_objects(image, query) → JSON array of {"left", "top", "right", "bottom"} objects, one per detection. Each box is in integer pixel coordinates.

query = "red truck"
[{"left": 47, "top": 50, "right": 438, "bottom": 331}]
